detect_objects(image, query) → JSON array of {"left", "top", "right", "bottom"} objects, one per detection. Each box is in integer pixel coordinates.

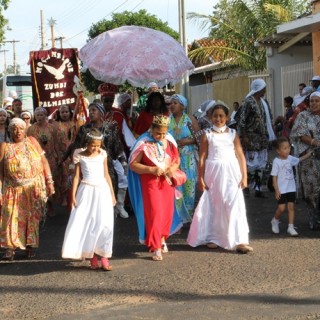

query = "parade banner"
[{"left": 29, "top": 48, "right": 80, "bottom": 114}]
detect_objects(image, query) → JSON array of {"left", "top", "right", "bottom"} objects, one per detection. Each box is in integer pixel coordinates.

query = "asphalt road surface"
[{"left": 1, "top": 190, "right": 320, "bottom": 320}]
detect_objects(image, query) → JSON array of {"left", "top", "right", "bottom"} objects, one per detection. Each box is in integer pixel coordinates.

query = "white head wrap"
[
  {"left": 147, "top": 82, "right": 158, "bottom": 89},
  {"left": 199, "top": 100, "right": 216, "bottom": 118},
  {"left": 0, "top": 108, "right": 7, "bottom": 116},
  {"left": 118, "top": 93, "right": 131, "bottom": 106},
  {"left": 246, "top": 79, "right": 266, "bottom": 98},
  {"left": 310, "top": 91, "right": 320, "bottom": 99},
  {"left": 20, "top": 111, "right": 32, "bottom": 119},
  {"left": 8, "top": 117, "right": 26, "bottom": 130}
]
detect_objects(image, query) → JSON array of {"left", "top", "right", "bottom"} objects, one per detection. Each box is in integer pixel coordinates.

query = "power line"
[{"left": 66, "top": 0, "right": 130, "bottom": 41}]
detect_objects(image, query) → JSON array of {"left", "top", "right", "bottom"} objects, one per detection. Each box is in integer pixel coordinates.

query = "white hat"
[
  {"left": 9, "top": 90, "right": 18, "bottom": 98},
  {"left": 311, "top": 75, "right": 320, "bottom": 81},
  {"left": 198, "top": 100, "right": 216, "bottom": 117},
  {"left": 3, "top": 97, "right": 13, "bottom": 108},
  {"left": 246, "top": 79, "right": 266, "bottom": 98},
  {"left": 147, "top": 82, "right": 158, "bottom": 89},
  {"left": 118, "top": 93, "right": 131, "bottom": 106}
]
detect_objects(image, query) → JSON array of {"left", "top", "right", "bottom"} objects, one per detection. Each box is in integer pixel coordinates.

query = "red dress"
[{"left": 139, "top": 142, "right": 179, "bottom": 251}]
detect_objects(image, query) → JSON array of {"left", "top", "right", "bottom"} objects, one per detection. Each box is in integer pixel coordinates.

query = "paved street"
[{"left": 0, "top": 191, "right": 320, "bottom": 320}]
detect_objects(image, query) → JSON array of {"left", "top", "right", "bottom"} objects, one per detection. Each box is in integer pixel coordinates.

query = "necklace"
[
  {"left": 11, "top": 139, "right": 31, "bottom": 167},
  {"left": 212, "top": 124, "right": 227, "bottom": 133},
  {"left": 149, "top": 142, "right": 165, "bottom": 162}
]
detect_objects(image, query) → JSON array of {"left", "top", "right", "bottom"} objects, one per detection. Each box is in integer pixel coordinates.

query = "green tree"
[
  {"left": 82, "top": 10, "right": 179, "bottom": 93},
  {"left": 188, "top": 0, "right": 310, "bottom": 70},
  {"left": 0, "top": 1, "right": 11, "bottom": 44}
]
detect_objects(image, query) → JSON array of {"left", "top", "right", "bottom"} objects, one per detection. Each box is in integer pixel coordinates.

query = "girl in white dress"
[
  {"left": 62, "top": 129, "right": 116, "bottom": 270},
  {"left": 187, "top": 102, "right": 253, "bottom": 254}
]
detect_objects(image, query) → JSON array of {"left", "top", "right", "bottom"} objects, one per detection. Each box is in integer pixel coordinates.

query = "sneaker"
[
  {"left": 271, "top": 218, "right": 280, "bottom": 234},
  {"left": 287, "top": 226, "right": 298, "bottom": 237}
]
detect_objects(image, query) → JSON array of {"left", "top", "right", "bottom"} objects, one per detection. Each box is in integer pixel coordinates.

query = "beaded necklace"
[{"left": 149, "top": 140, "right": 165, "bottom": 162}]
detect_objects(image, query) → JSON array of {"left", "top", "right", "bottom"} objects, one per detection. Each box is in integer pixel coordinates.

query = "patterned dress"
[
  {"left": 290, "top": 110, "right": 320, "bottom": 209},
  {"left": 27, "top": 122, "right": 58, "bottom": 191},
  {"left": 169, "top": 113, "right": 198, "bottom": 220},
  {"left": 0, "top": 138, "right": 47, "bottom": 249},
  {"left": 53, "top": 120, "right": 75, "bottom": 203}
]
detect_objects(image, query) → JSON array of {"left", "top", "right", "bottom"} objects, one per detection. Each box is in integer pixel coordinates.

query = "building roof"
[
  {"left": 188, "top": 38, "right": 226, "bottom": 67},
  {"left": 258, "top": 33, "right": 312, "bottom": 48}
]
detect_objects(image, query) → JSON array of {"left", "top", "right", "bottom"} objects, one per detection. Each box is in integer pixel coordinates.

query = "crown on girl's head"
[
  {"left": 152, "top": 115, "right": 170, "bottom": 126},
  {"left": 98, "top": 83, "right": 118, "bottom": 97}
]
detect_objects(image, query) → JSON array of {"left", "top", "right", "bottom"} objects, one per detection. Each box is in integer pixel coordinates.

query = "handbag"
[{"left": 171, "top": 169, "right": 187, "bottom": 187}]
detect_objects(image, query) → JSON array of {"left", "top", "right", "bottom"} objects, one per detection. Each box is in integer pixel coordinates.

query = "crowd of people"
[{"left": 1, "top": 76, "right": 320, "bottom": 269}]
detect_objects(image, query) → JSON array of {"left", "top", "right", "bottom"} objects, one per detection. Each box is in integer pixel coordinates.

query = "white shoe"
[
  {"left": 271, "top": 218, "right": 280, "bottom": 234},
  {"left": 287, "top": 226, "right": 298, "bottom": 237}
]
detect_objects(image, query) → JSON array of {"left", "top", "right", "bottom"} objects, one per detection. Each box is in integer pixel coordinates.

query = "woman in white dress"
[
  {"left": 187, "top": 102, "right": 253, "bottom": 254},
  {"left": 62, "top": 128, "right": 116, "bottom": 270}
]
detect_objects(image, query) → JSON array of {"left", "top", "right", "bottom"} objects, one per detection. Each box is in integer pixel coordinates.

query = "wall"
[{"left": 266, "top": 45, "right": 313, "bottom": 117}]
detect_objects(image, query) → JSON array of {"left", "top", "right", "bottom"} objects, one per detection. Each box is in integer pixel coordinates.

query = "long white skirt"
[
  {"left": 62, "top": 182, "right": 114, "bottom": 259},
  {"left": 187, "top": 158, "right": 249, "bottom": 250}
]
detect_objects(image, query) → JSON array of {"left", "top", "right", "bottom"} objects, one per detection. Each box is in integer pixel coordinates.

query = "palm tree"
[{"left": 188, "top": 0, "right": 310, "bottom": 70}]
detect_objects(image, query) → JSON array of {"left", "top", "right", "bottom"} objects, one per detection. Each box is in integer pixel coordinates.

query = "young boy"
[{"left": 270, "top": 137, "right": 312, "bottom": 236}]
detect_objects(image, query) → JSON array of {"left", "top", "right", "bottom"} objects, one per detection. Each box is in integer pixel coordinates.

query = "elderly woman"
[
  {"left": 0, "top": 118, "right": 54, "bottom": 260},
  {"left": 290, "top": 91, "right": 320, "bottom": 230},
  {"left": 168, "top": 94, "right": 200, "bottom": 222}
]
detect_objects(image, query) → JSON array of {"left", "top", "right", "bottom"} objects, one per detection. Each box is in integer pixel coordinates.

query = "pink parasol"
[{"left": 79, "top": 26, "right": 194, "bottom": 88}]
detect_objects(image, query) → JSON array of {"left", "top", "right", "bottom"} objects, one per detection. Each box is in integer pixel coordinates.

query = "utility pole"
[
  {"left": 48, "top": 17, "right": 56, "bottom": 48},
  {"left": 178, "top": 0, "right": 190, "bottom": 104},
  {"left": 40, "top": 10, "right": 46, "bottom": 50},
  {"left": 0, "top": 49, "right": 8, "bottom": 73},
  {"left": 55, "top": 36, "right": 65, "bottom": 48},
  {"left": 4, "top": 40, "right": 20, "bottom": 74}
]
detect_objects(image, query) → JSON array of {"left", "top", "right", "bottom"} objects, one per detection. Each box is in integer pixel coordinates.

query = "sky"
[{"left": 1, "top": 0, "right": 217, "bottom": 74}]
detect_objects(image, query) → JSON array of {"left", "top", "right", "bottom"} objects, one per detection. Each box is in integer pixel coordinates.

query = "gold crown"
[{"left": 152, "top": 115, "right": 170, "bottom": 126}]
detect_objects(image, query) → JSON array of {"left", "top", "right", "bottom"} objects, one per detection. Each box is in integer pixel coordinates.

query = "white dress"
[
  {"left": 187, "top": 129, "right": 249, "bottom": 250},
  {"left": 62, "top": 149, "right": 114, "bottom": 259}
]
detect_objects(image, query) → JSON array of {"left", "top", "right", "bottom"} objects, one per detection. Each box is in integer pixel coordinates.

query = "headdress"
[
  {"left": 118, "top": 93, "right": 131, "bottom": 106},
  {"left": 311, "top": 75, "right": 320, "bottom": 81},
  {"left": 152, "top": 115, "right": 170, "bottom": 127},
  {"left": 170, "top": 94, "right": 188, "bottom": 108},
  {"left": 9, "top": 117, "right": 26, "bottom": 130},
  {"left": 147, "top": 82, "right": 158, "bottom": 89},
  {"left": 34, "top": 107, "right": 48, "bottom": 115},
  {"left": 88, "top": 102, "right": 105, "bottom": 115},
  {"left": 98, "top": 83, "right": 118, "bottom": 97},
  {"left": 246, "top": 79, "right": 266, "bottom": 98},
  {"left": 310, "top": 91, "right": 320, "bottom": 99},
  {"left": 86, "top": 132, "right": 103, "bottom": 140},
  {"left": 20, "top": 111, "right": 32, "bottom": 118},
  {"left": 198, "top": 100, "right": 216, "bottom": 117},
  {"left": 0, "top": 108, "right": 7, "bottom": 116}
]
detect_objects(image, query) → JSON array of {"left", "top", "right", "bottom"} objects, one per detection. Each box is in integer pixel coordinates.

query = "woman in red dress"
[{"left": 129, "top": 115, "right": 181, "bottom": 261}]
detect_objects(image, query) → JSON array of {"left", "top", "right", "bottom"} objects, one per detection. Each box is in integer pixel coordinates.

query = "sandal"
[
  {"left": 101, "top": 257, "right": 112, "bottom": 271},
  {"left": 90, "top": 254, "right": 99, "bottom": 270},
  {"left": 3, "top": 248, "right": 15, "bottom": 261},
  {"left": 152, "top": 249, "right": 163, "bottom": 261},
  {"left": 161, "top": 242, "right": 169, "bottom": 253},
  {"left": 207, "top": 243, "right": 218, "bottom": 249},
  {"left": 236, "top": 244, "right": 253, "bottom": 254}
]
